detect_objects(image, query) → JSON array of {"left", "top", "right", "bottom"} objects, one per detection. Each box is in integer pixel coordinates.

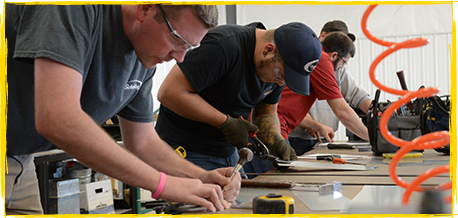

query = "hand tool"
[
  {"left": 247, "top": 131, "right": 278, "bottom": 162},
  {"left": 146, "top": 201, "right": 208, "bottom": 214},
  {"left": 235, "top": 116, "right": 280, "bottom": 163},
  {"left": 315, "top": 155, "right": 366, "bottom": 165},
  {"left": 327, "top": 143, "right": 355, "bottom": 149},
  {"left": 316, "top": 155, "right": 341, "bottom": 160},
  {"left": 241, "top": 179, "right": 342, "bottom": 194},
  {"left": 253, "top": 193, "right": 294, "bottom": 214},
  {"left": 396, "top": 70, "right": 414, "bottom": 110},
  {"left": 297, "top": 154, "right": 340, "bottom": 160},
  {"left": 329, "top": 157, "right": 367, "bottom": 165},
  {"left": 358, "top": 146, "right": 372, "bottom": 152},
  {"left": 275, "top": 159, "right": 377, "bottom": 171},
  {"left": 229, "top": 147, "right": 253, "bottom": 179}
]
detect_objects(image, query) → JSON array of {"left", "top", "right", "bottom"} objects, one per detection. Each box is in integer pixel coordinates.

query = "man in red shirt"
[
  {"left": 277, "top": 31, "right": 369, "bottom": 142},
  {"left": 243, "top": 32, "right": 369, "bottom": 176}
]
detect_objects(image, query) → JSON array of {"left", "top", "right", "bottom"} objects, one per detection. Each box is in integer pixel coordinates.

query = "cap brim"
[
  {"left": 284, "top": 63, "right": 310, "bottom": 96},
  {"left": 347, "top": 33, "right": 356, "bottom": 42}
]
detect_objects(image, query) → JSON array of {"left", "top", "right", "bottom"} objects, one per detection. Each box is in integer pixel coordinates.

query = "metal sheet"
[
  {"left": 345, "top": 185, "right": 452, "bottom": 214},
  {"left": 277, "top": 160, "right": 377, "bottom": 171},
  {"left": 298, "top": 153, "right": 373, "bottom": 161},
  {"left": 290, "top": 189, "right": 351, "bottom": 211}
]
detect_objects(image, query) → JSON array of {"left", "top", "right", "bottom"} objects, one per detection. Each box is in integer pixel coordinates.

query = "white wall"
[
  {"left": 152, "top": 5, "right": 227, "bottom": 113},
  {"left": 152, "top": 4, "right": 453, "bottom": 141}
]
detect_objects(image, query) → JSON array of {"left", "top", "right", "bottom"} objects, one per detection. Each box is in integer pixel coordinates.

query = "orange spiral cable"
[{"left": 362, "top": 5, "right": 451, "bottom": 205}]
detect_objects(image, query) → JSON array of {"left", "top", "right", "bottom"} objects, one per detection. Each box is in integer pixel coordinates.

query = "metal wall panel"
[{"left": 336, "top": 32, "right": 452, "bottom": 141}]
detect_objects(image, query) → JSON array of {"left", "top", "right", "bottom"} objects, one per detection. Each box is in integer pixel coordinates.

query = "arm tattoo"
[{"left": 252, "top": 103, "right": 284, "bottom": 145}]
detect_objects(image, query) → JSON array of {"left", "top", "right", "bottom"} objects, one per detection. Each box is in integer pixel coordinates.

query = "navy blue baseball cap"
[{"left": 275, "top": 22, "right": 322, "bottom": 96}]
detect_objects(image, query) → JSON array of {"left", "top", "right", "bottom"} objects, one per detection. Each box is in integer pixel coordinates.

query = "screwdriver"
[
  {"left": 230, "top": 147, "right": 254, "bottom": 179},
  {"left": 331, "top": 157, "right": 366, "bottom": 165}
]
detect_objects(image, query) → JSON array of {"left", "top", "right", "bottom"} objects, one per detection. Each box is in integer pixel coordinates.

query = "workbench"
[{"left": 219, "top": 146, "right": 452, "bottom": 214}]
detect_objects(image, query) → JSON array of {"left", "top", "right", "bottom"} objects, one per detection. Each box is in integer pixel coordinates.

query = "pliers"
[
  {"left": 247, "top": 132, "right": 279, "bottom": 163},
  {"left": 235, "top": 116, "right": 281, "bottom": 164}
]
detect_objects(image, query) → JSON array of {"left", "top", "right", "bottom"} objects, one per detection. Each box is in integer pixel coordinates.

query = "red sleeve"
[
  {"left": 279, "top": 115, "right": 289, "bottom": 139},
  {"left": 310, "top": 52, "right": 343, "bottom": 100}
]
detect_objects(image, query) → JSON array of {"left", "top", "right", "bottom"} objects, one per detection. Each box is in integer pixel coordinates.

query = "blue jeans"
[
  {"left": 242, "top": 138, "right": 281, "bottom": 179},
  {"left": 185, "top": 150, "right": 247, "bottom": 178},
  {"left": 289, "top": 137, "right": 329, "bottom": 156},
  {"left": 242, "top": 155, "right": 275, "bottom": 179}
]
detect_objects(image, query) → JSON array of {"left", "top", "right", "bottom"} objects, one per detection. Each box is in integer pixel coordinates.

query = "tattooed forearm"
[{"left": 252, "top": 103, "right": 284, "bottom": 145}]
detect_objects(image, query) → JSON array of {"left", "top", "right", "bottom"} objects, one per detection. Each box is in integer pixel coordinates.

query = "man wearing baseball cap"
[
  {"left": 156, "top": 22, "right": 321, "bottom": 170},
  {"left": 289, "top": 20, "right": 372, "bottom": 155},
  {"left": 245, "top": 31, "right": 367, "bottom": 177}
]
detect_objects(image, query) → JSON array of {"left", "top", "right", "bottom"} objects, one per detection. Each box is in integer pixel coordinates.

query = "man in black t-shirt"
[{"left": 156, "top": 22, "right": 322, "bottom": 170}]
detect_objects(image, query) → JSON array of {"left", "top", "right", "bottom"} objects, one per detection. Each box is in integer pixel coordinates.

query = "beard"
[
  {"left": 332, "top": 59, "right": 339, "bottom": 71},
  {"left": 259, "top": 56, "right": 277, "bottom": 69}
]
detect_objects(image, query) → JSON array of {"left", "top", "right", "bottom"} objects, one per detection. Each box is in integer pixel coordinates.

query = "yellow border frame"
[{"left": 0, "top": 1, "right": 455, "bottom": 217}]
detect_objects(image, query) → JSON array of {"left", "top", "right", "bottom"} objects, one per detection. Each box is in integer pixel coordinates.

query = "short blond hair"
[{"left": 160, "top": 5, "right": 218, "bottom": 29}]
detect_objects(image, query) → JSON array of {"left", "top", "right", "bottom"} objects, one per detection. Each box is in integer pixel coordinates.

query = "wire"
[{"left": 361, "top": 5, "right": 451, "bottom": 205}]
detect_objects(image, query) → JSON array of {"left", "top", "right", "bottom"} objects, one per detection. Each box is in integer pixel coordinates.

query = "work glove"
[
  {"left": 218, "top": 115, "right": 258, "bottom": 149},
  {"left": 270, "top": 139, "right": 298, "bottom": 161}
]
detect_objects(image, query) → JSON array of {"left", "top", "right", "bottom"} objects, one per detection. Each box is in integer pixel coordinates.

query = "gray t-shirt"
[{"left": 6, "top": 4, "right": 155, "bottom": 155}]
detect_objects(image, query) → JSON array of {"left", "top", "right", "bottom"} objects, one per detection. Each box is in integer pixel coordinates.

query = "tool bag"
[
  {"left": 367, "top": 89, "right": 425, "bottom": 156},
  {"left": 421, "top": 95, "right": 450, "bottom": 154}
]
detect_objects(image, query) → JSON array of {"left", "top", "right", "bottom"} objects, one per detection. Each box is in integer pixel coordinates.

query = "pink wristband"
[{"left": 152, "top": 172, "right": 166, "bottom": 199}]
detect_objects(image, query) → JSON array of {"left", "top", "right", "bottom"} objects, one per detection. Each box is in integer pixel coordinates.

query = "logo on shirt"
[
  {"left": 125, "top": 80, "right": 143, "bottom": 90},
  {"left": 304, "top": 59, "right": 319, "bottom": 73},
  {"left": 258, "top": 86, "right": 273, "bottom": 101}
]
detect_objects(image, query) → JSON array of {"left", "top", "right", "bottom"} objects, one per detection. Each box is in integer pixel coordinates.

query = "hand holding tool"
[
  {"left": 229, "top": 147, "right": 253, "bottom": 179},
  {"left": 217, "top": 115, "right": 258, "bottom": 149},
  {"left": 270, "top": 139, "right": 298, "bottom": 161},
  {"left": 247, "top": 132, "right": 278, "bottom": 162}
]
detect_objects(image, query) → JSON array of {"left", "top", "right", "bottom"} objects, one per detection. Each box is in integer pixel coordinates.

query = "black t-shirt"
[{"left": 155, "top": 22, "right": 284, "bottom": 157}]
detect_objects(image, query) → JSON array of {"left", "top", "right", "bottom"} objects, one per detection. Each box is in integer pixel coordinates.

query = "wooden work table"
[
  {"left": 249, "top": 147, "right": 450, "bottom": 185},
  {"left": 219, "top": 146, "right": 451, "bottom": 214}
]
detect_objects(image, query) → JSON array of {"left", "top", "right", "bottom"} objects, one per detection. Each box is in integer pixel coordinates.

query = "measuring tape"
[{"left": 253, "top": 194, "right": 294, "bottom": 214}]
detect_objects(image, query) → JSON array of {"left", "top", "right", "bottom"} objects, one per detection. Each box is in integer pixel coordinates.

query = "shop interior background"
[{"left": 152, "top": 4, "right": 452, "bottom": 141}]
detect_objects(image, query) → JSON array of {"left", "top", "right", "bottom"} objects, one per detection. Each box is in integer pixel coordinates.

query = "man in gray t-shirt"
[{"left": 6, "top": 4, "right": 238, "bottom": 214}]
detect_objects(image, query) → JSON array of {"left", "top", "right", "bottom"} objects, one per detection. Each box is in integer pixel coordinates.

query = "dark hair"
[
  {"left": 321, "top": 31, "right": 355, "bottom": 58},
  {"left": 159, "top": 5, "right": 218, "bottom": 29}
]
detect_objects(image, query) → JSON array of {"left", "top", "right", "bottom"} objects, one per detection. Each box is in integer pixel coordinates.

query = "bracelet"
[{"left": 151, "top": 172, "right": 167, "bottom": 199}]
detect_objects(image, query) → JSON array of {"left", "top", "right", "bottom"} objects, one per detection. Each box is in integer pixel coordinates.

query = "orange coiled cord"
[{"left": 361, "top": 5, "right": 451, "bottom": 205}]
